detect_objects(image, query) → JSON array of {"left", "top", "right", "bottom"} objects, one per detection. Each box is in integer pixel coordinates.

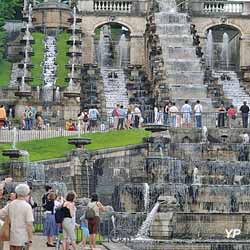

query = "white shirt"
[{"left": 194, "top": 104, "right": 203, "bottom": 116}]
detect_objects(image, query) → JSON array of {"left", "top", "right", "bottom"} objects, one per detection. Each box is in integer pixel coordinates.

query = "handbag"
[{"left": 0, "top": 216, "right": 10, "bottom": 241}]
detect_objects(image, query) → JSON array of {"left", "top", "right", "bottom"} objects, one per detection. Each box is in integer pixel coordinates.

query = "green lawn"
[
  {"left": 56, "top": 32, "right": 70, "bottom": 88},
  {"left": 0, "top": 59, "right": 11, "bottom": 87},
  {"left": 0, "top": 130, "right": 151, "bottom": 162},
  {"left": 31, "top": 32, "right": 45, "bottom": 86}
]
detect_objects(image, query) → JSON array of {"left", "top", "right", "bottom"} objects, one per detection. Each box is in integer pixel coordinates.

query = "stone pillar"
[
  {"left": 130, "top": 34, "right": 145, "bottom": 65},
  {"left": 240, "top": 35, "right": 250, "bottom": 67},
  {"left": 83, "top": 32, "right": 95, "bottom": 64}
]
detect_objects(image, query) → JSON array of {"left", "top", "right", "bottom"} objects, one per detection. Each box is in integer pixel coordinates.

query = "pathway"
[{"left": 3, "top": 234, "right": 107, "bottom": 250}]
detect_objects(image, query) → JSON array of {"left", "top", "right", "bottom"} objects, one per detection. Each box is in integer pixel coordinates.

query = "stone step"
[
  {"left": 164, "top": 60, "right": 201, "bottom": 72},
  {"left": 156, "top": 24, "right": 190, "bottom": 35},
  {"left": 159, "top": 34, "right": 193, "bottom": 46},
  {"left": 162, "top": 47, "right": 197, "bottom": 59},
  {"left": 155, "top": 12, "right": 188, "bottom": 24},
  {"left": 170, "top": 84, "right": 208, "bottom": 99},
  {"left": 166, "top": 72, "right": 204, "bottom": 85}
]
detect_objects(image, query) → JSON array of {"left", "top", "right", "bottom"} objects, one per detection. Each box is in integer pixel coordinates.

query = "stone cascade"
[
  {"left": 214, "top": 71, "right": 250, "bottom": 110},
  {"left": 101, "top": 68, "right": 129, "bottom": 115},
  {"left": 42, "top": 35, "right": 57, "bottom": 103},
  {"left": 10, "top": 63, "right": 22, "bottom": 87},
  {"left": 155, "top": 1, "right": 212, "bottom": 110}
]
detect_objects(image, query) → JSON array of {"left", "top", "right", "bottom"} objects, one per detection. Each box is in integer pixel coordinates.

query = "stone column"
[
  {"left": 240, "top": 35, "right": 250, "bottom": 67},
  {"left": 130, "top": 34, "right": 145, "bottom": 65},
  {"left": 83, "top": 32, "right": 95, "bottom": 64}
]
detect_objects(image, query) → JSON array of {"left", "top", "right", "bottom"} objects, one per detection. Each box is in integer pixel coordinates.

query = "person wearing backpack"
[{"left": 86, "top": 194, "right": 105, "bottom": 250}]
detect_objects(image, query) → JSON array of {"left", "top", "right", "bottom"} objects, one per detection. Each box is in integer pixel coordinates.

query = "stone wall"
[{"left": 175, "top": 213, "right": 250, "bottom": 239}]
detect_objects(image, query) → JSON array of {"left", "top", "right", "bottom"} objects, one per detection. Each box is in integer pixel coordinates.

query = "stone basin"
[
  {"left": 68, "top": 138, "right": 92, "bottom": 148},
  {"left": 2, "top": 149, "right": 23, "bottom": 159},
  {"left": 63, "top": 92, "right": 80, "bottom": 98},
  {"left": 15, "top": 91, "right": 32, "bottom": 97},
  {"left": 145, "top": 124, "right": 168, "bottom": 133}
]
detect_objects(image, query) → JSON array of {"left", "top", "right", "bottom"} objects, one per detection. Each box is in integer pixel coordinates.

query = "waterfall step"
[
  {"left": 162, "top": 47, "right": 197, "bottom": 59},
  {"left": 101, "top": 68, "right": 129, "bottom": 115},
  {"left": 156, "top": 24, "right": 190, "bottom": 35},
  {"left": 159, "top": 35, "right": 193, "bottom": 46},
  {"left": 155, "top": 12, "right": 188, "bottom": 24},
  {"left": 166, "top": 72, "right": 204, "bottom": 85},
  {"left": 164, "top": 60, "right": 201, "bottom": 71},
  {"left": 214, "top": 71, "right": 250, "bottom": 110}
]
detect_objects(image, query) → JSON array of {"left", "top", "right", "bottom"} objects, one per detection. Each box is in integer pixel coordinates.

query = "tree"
[{"left": 0, "top": 0, "right": 22, "bottom": 61}]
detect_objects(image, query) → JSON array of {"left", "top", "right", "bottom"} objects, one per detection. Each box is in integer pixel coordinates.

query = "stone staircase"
[
  {"left": 155, "top": 1, "right": 213, "bottom": 111},
  {"left": 214, "top": 71, "right": 250, "bottom": 110},
  {"left": 101, "top": 68, "right": 129, "bottom": 115}
]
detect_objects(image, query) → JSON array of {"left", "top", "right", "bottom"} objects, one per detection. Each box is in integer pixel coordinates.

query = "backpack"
[
  {"left": 85, "top": 206, "right": 96, "bottom": 220},
  {"left": 55, "top": 206, "right": 65, "bottom": 224},
  {"left": 83, "top": 113, "right": 88, "bottom": 122}
]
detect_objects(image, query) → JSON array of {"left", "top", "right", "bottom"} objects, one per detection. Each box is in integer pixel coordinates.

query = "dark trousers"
[
  {"left": 134, "top": 116, "right": 140, "bottom": 128},
  {"left": 218, "top": 113, "right": 225, "bottom": 127},
  {"left": 117, "top": 118, "right": 124, "bottom": 130},
  {"left": 242, "top": 113, "right": 248, "bottom": 128}
]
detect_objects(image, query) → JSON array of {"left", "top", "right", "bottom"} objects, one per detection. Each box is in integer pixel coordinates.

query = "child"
[{"left": 80, "top": 213, "right": 89, "bottom": 250}]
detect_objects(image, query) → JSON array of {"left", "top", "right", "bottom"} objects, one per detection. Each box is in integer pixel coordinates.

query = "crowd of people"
[
  {"left": 152, "top": 100, "right": 250, "bottom": 129},
  {"left": 65, "top": 104, "right": 144, "bottom": 132},
  {"left": 0, "top": 181, "right": 107, "bottom": 250}
]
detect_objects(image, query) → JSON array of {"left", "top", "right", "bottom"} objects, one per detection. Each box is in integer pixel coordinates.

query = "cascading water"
[
  {"left": 98, "top": 28, "right": 112, "bottom": 67},
  {"left": 136, "top": 202, "right": 160, "bottom": 239},
  {"left": 206, "top": 29, "right": 213, "bottom": 68},
  {"left": 118, "top": 34, "right": 128, "bottom": 67},
  {"left": 143, "top": 183, "right": 150, "bottom": 212},
  {"left": 221, "top": 32, "right": 229, "bottom": 70},
  {"left": 42, "top": 35, "right": 57, "bottom": 103},
  {"left": 98, "top": 25, "right": 128, "bottom": 114},
  {"left": 101, "top": 68, "right": 129, "bottom": 115}
]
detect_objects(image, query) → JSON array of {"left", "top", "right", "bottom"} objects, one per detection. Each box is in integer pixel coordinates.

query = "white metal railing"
[
  {"left": 94, "top": 1, "right": 132, "bottom": 12},
  {"left": 203, "top": 1, "right": 243, "bottom": 13}
]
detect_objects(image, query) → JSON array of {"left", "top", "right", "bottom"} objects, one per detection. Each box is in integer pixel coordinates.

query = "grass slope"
[
  {"left": 56, "top": 32, "right": 70, "bottom": 88},
  {"left": 31, "top": 32, "right": 45, "bottom": 86},
  {"left": 0, "top": 59, "right": 11, "bottom": 87},
  {"left": 0, "top": 129, "right": 150, "bottom": 162}
]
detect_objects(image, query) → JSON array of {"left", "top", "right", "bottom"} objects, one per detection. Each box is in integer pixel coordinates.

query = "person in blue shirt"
[{"left": 117, "top": 105, "right": 126, "bottom": 130}]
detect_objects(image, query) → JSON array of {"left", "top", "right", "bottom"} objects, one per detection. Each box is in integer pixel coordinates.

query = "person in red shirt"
[{"left": 227, "top": 105, "right": 237, "bottom": 128}]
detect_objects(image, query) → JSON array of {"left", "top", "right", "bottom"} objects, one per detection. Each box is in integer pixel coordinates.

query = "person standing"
[
  {"left": 0, "top": 105, "right": 6, "bottom": 129},
  {"left": 87, "top": 194, "right": 105, "bottom": 250},
  {"left": 154, "top": 106, "right": 158, "bottom": 124},
  {"left": 62, "top": 192, "right": 77, "bottom": 250},
  {"left": 217, "top": 102, "right": 226, "bottom": 128},
  {"left": 0, "top": 183, "right": 34, "bottom": 250},
  {"left": 134, "top": 105, "right": 141, "bottom": 128},
  {"left": 117, "top": 105, "right": 126, "bottom": 130},
  {"left": 240, "top": 101, "right": 250, "bottom": 128},
  {"left": 43, "top": 192, "right": 58, "bottom": 247},
  {"left": 164, "top": 102, "right": 170, "bottom": 126},
  {"left": 88, "top": 107, "right": 100, "bottom": 131},
  {"left": 227, "top": 105, "right": 237, "bottom": 128},
  {"left": 181, "top": 100, "right": 192, "bottom": 128},
  {"left": 169, "top": 102, "right": 179, "bottom": 128},
  {"left": 112, "top": 104, "right": 120, "bottom": 129},
  {"left": 194, "top": 100, "right": 203, "bottom": 129}
]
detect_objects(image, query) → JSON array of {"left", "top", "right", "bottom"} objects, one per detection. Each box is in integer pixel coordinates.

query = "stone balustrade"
[
  {"left": 203, "top": 1, "right": 243, "bottom": 13},
  {"left": 190, "top": 0, "right": 250, "bottom": 15},
  {"left": 93, "top": 0, "right": 132, "bottom": 12}
]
